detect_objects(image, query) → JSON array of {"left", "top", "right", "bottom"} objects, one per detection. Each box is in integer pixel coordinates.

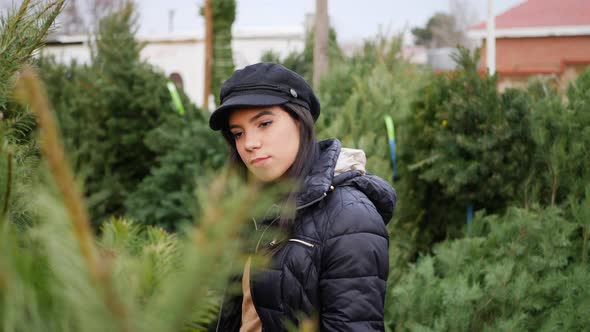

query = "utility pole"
[
  {"left": 313, "top": 0, "right": 329, "bottom": 89},
  {"left": 168, "top": 9, "right": 175, "bottom": 33},
  {"left": 486, "top": 0, "right": 496, "bottom": 75},
  {"left": 203, "top": 0, "right": 213, "bottom": 110}
]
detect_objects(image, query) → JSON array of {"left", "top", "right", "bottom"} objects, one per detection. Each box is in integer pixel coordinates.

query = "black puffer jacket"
[{"left": 215, "top": 138, "right": 397, "bottom": 332}]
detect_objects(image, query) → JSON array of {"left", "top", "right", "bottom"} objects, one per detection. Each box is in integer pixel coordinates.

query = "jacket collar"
[
  {"left": 296, "top": 138, "right": 341, "bottom": 207},
  {"left": 296, "top": 138, "right": 397, "bottom": 225}
]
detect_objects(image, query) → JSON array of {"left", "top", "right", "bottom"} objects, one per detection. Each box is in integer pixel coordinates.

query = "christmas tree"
[
  {"left": 39, "top": 2, "right": 227, "bottom": 229},
  {"left": 0, "top": 0, "right": 65, "bottom": 227}
]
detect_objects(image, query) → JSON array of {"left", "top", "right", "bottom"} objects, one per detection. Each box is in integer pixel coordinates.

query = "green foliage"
[
  {"left": 210, "top": 0, "right": 236, "bottom": 106},
  {"left": 82, "top": 3, "right": 162, "bottom": 221},
  {"left": 389, "top": 203, "right": 590, "bottom": 331},
  {"left": 0, "top": 171, "right": 277, "bottom": 331},
  {"left": 390, "top": 48, "right": 535, "bottom": 282},
  {"left": 386, "top": 62, "right": 590, "bottom": 328},
  {"left": 124, "top": 111, "right": 227, "bottom": 230},
  {"left": 566, "top": 68, "right": 590, "bottom": 198},
  {"left": 315, "top": 36, "right": 426, "bottom": 183},
  {"left": 524, "top": 69, "right": 590, "bottom": 207},
  {"left": 410, "top": 48, "right": 533, "bottom": 210},
  {"left": 38, "top": 3, "right": 227, "bottom": 229},
  {"left": 0, "top": 0, "right": 65, "bottom": 227},
  {"left": 420, "top": 49, "right": 531, "bottom": 209},
  {"left": 0, "top": 0, "right": 64, "bottom": 108}
]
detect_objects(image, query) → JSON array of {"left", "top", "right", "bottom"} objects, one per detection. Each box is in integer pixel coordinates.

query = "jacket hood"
[
  {"left": 297, "top": 138, "right": 397, "bottom": 224},
  {"left": 334, "top": 147, "right": 367, "bottom": 176}
]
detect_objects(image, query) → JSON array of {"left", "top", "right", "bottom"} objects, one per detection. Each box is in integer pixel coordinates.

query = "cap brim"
[{"left": 209, "top": 94, "right": 289, "bottom": 130}]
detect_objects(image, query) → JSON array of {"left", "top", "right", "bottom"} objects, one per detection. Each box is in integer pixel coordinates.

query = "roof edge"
[{"left": 468, "top": 25, "right": 590, "bottom": 39}]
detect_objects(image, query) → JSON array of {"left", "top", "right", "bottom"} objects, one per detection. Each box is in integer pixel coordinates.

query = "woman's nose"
[{"left": 244, "top": 132, "right": 262, "bottom": 151}]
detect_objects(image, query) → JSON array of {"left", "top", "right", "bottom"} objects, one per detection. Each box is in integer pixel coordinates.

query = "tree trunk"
[
  {"left": 313, "top": 0, "right": 328, "bottom": 89},
  {"left": 203, "top": 0, "right": 213, "bottom": 111}
]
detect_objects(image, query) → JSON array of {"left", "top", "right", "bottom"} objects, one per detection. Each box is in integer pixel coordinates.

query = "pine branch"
[
  {"left": 14, "top": 67, "right": 133, "bottom": 332},
  {"left": 0, "top": 0, "right": 65, "bottom": 103}
]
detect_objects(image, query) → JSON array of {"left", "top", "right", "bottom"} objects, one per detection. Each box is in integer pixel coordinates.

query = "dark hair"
[{"left": 220, "top": 102, "right": 318, "bottom": 231}]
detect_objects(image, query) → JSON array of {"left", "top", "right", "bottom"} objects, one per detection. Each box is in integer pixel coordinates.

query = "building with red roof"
[{"left": 468, "top": 0, "right": 590, "bottom": 90}]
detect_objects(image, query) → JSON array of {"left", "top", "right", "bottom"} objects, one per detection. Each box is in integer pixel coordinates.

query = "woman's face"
[{"left": 228, "top": 106, "right": 300, "bottom": 183}]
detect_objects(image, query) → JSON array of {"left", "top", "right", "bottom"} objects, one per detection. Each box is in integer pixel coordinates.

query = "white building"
[{"left": 42, "top": 27, "right": 305, "bottom": 106}]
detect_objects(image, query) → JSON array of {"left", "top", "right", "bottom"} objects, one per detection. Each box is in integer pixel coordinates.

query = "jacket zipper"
[
  {"left": 266, "top": 238, "right": 316, "bottom": 249},
  {"left": 288, "top": 238, "right": 315, "bottom": 248},
  {"left": 255, "top": 192, "right": 327, "bottom": 252},
  {"left": 296, "top": 185, "right": 334, "bottom": 211},
  {"left": 250, "top": 214, "right": 280, "bottom": 331},
  {"left": 255, "top": 216, "right": 280, "bottom": 253}
]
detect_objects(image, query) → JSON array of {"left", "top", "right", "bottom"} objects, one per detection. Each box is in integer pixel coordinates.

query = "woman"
[{"left": 209, "top": 63, "right": 397, "bottom": 332}]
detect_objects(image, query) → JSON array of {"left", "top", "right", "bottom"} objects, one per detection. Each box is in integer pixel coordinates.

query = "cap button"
[{"left": 289, "top": 88, "right": 298, "bottom": 98}]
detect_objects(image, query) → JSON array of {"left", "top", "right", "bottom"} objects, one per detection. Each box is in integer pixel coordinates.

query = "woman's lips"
[{"left": 251, "top": 156, "right": 271, "bottom": 165}]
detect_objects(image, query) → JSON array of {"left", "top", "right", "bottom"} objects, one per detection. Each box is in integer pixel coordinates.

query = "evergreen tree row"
[
  {"left": 38, "top": 3, "right": 227, "bottom": 230},
  {"left": 390, "top": 201, "right": 590, "bottom": 331},
  {"left": 393, "top": 48, "right": 590, "bottom": 275}
]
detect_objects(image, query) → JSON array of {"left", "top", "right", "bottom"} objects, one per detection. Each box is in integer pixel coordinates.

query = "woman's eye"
[
  {"left": 259, "top": 120, "right": 272, "bottom": 128},
  {"left": 232, "top": 132, "right": 243, "bottom": 139}
]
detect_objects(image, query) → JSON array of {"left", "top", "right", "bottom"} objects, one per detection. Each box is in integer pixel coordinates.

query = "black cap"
[{"left": 209, "top": 62, "right": 320, "bottom": 130}]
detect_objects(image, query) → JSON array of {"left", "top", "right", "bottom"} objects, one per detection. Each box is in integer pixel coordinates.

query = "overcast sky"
[{"left": 137, "top": 0, "right": 524, "bottom": 42}]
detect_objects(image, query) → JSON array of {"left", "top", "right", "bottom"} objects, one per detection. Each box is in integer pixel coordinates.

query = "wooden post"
[
  {"left": 203, "top": 0, "right": 213, "bottom": 110},
  {"left": 313, "top": 0, "right": 329, "bottom": 89},
  {"left": 486, "top": 0, "right": 496, "bottom": 75}
]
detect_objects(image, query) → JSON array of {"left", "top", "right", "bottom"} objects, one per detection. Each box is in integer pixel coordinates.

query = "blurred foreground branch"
[{"left": 14, "top": 67, "right": 132, "bottom": 332}]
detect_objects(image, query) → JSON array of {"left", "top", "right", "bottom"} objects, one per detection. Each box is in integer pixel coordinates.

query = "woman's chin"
[
  {"left": 249, "top": 169, "right": 286, "bottom": 183},
  {"left": 254, "top": 174, "right": 279, "bottom": 183}
]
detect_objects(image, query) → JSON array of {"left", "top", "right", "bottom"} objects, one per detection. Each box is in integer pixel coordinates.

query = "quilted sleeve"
[{"left": 318, "top": 192, "right": 389, "bottom": 332}]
